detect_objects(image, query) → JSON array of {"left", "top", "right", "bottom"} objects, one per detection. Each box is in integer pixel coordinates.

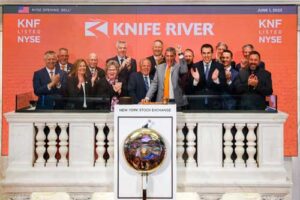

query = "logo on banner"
[
  {"left": 85, "top": 21, "right": 109, "bottom": 37},
  {"left": 84, "top": 20, "right": 214, "bottom": 38},
  {"left": 18, "top": 6, "right": 30, "bottom": 14},
  {"left": 17, "top": 19, "right": 41, "bottom": 43},
  {"left": 258, "top": 19, "right": 283, "bottom": 44}
]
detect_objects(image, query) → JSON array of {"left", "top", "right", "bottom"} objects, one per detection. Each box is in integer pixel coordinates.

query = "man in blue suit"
[
  {"left": 128, "top": 58, "right": 152, "bottom": 104},
  {"left": 221, "top": 50, "right": 239, "bottom": 110},
  {"left": 33, "top": 50, "right": 67, "bottom": 109}
]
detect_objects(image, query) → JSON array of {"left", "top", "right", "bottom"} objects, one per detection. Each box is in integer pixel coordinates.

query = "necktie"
[
  {"left": 61, "top": 65, "right": 66, "bottom": 71},
  {"left": 204, "top": 63, "right": 209, "bottom": 80},
  {"left": 144, "top": 76, "right": 149, "bottom": 91},
  {"left": 120, "top": 58, "right": 124, "bottom": 65},
  {"left": 49, "top": 71, "right": 54, "bottom": 78},
  {"left": 163, "top": 65, "right": 171, "bottom": 100}
]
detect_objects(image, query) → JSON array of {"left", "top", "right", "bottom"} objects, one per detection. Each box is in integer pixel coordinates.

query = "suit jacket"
[
  {"left": 55, "top": 62, "right": 73, "bottom": 74},
  {"left": 86, "top": 66, "right": 105, "bottom": 82},
  {"left": 66, "top": 76, "right": 94, "bottom": 109},
  {"left": 106, "top": 56, "right": 137, "bottom": 83},
  {"left": 33, "top": 67, "right": 67, "bottom": 109},
  {"left": 147, "top": 55, "right": 166, "bottom": 80},
  {"left": 189, "top": 60, "right": 226, "bottom": 95},
  {"left": 94, "top": 77, "right": 127, "bottom": 101},
  {"left": 128, "top": 72, "right": 153, "bottom": 104},
  {"left": 234, "top": 67, "right": 273, "bottom": 110},
  {"left": 146, "top": 58, "right": 188, "bottom": 107}
]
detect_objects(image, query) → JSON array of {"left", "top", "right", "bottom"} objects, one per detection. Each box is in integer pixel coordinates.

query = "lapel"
[{"left": 43, "top": 67, "right": 52, "bottom": 83}]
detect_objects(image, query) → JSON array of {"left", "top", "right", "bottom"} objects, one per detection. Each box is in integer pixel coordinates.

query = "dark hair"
[
  {"left": 201, "top": 44, "right": 213, "bottom": 53},
  {"left": 249, "top": 51, "right": 261, "bottom": 59},
  {"left": 222, "top": 49, "right": 233, "bottom": 57}
]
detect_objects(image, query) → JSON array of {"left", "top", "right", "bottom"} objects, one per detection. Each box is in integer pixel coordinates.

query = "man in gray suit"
[{"left": 142, "top": 46, "right": 188, "bottom": 108}]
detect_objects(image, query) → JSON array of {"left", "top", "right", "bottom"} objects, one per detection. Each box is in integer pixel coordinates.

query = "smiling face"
[
  {"left": 87, "top": 53, "right": 98, "bottom": 69},
  {"left": 117, "top": 42, "right": 127, "bottom": 58},
  {"left": 106, "top": 64, "right": 118, "bottom": 80},
  {"left": 57, "top": 49, "right": 69, "bottom": 65},
  {"left": 222, "top": 52, "right": 232, "bottom": 68},
  {"left": 140, "top": 59, "right": 151, "bottom": 76},
  {"left": 201, "top": 47, "right": 213, "bottom": 63},
  {"left": 152, "top": 41, "right": 163, "bottom": 56},
  {"left": 248, "top": 54, "right": 260, "bottom": 71},
  {"left": 77, "top": 61, "right": 87, "bottom": 76},
  {"left": 44, "top": 53, "right": 57, "bottom": 70},
  {"left": 165, "top": 51, "right": 176, "bottom": 67}
]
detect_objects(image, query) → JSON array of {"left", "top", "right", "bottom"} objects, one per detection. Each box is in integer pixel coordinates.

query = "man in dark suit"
[
  {"left": 128, "top": 58, "right": 153, "bottom": 104},
  {"left": 234, "top": 51, "right": 273, "bottom": 110},
  {"left": 33, "top": 50, "right": 67, "bottom": 109},
  {"left": 106, "top": 40, "right": 137, "bottom": 83},
  {"left": 147, "top": 39, "right": 165, "bottom": 79},
  {"left": 221, "top": 50, "right": 239, "bottom": 110},
  {"left": 86, "top": 53, "right": 105, "bottom": 82},
  {"left": 55, "top": 47, "right": 73, "bottom": 74},
  {"left": 188, "top": 43, "right": 226, "bottom": 110},
  {"left": 235, "top": 44, "right": 265, "bottom": 71}
]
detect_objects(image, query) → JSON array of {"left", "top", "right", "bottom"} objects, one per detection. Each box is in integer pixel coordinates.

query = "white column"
[
  {"left": 246, "top": 123, "right": 257, "bottom": 168},
  {"left": 177, "top": 124, "right": 185, "bottom": 166},
  {"left": 235, "top": 123, "right": 246, "bottom": 168},
  {"left": 95, "top": 123, "right": 106, "bottom": 166},
  {"left": 58, "top": 123, "right": 69, "bottom": 167},
  {"left": 34, "top": 123, "right": 46, "bottom": 167},
  {"left": 107, "top": 124, "right": 114, "bottom": 166},
  {"left": 197, "top": 123, "right": 223, "bottom": 167},
  {"left": 223, "top": 123, "right": 234, "bottom": 168},
  {"left": 8, "top": 123, "right": 35, "bottom": 168},
  {"left": 69, "top": 123, "right": 95, "bottom": 167},
  {"left": 186, "top": 123, "right": 196, "bottom": 167},
  {"left": 257, "top": 123, "right": 284, "bottom": 168},
  {"left": 46, "top": 123, "right": 58, "bottom": 167}
]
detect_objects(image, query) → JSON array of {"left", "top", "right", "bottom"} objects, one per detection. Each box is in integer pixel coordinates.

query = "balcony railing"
[{"left": 2, "top": 110, "right": 291, "bottom": 200}]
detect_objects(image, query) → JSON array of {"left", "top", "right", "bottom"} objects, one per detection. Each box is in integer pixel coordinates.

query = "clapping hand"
[
  {"left": 190, "top": 67, "right": 200, "bottom": 82},
  {"left": 212, "top": 69, "right": 219, "bottom": 81},
  {"left": 248, "top": 74, "right": 259, "bottom": 87}
]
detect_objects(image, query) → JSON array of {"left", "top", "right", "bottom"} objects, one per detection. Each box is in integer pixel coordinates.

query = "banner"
[{"left": 2, "top": 5, "right": 298, "bottom": 156}]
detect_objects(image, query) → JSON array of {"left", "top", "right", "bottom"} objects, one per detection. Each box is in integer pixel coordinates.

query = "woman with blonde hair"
[{"left": 94, "top": 60, "right": 127, "bottom": 111}]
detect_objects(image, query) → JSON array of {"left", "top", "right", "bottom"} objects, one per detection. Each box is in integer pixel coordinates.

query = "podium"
[{"left": 114, "top": 105, "right": 177, "bottom": 200}]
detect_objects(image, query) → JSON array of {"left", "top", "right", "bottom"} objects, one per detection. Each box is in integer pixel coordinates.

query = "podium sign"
[{"left": 114, "top": 104, "right": 177, "bottom": 200}]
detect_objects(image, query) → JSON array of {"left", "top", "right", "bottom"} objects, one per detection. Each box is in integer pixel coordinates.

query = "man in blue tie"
[
  {"left": 188, "top": 43, "right": 226, "bottom": 110},
  {"left": 33, "top": 50, "right": 67, "bottom": 109},
  {"left": 128, "top": 58, "right": 152, "bottom": 104}
]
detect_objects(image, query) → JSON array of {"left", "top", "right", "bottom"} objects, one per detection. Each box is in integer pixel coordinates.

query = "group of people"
[{"left": 32, "top": 40, "right": 273, "bottom": 111}]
